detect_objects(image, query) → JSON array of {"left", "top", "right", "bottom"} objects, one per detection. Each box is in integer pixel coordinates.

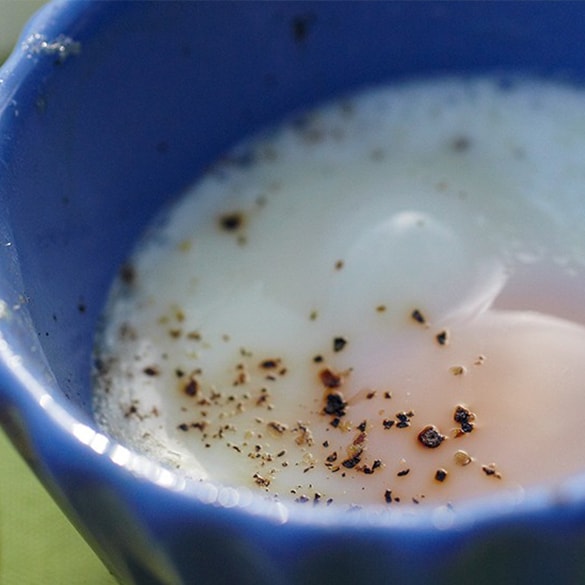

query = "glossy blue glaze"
[{"left": 2, "top": 2, "right": 585, "bottom": 583}]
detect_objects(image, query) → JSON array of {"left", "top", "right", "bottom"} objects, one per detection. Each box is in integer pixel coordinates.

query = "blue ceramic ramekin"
[{"left": 3, "top": 2, "right": 585, "bottom": 583}]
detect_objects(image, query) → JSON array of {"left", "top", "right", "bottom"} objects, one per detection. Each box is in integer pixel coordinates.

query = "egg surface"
[{"left": 93, "top": 78, "right": 585, "bottom": 507}]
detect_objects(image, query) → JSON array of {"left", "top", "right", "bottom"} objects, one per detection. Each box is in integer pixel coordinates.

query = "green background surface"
[{"left": 0, "top": 430, "right": 118, "bottom": 584}]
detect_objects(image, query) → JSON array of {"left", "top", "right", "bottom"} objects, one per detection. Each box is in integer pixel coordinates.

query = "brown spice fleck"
[
  {"left": 449, "top": 365, "right": 466, "bottom": 376},
  {"left": 253, "top": 473, "right": 271, "bottom": 488},
  {"left": 320, "top": 368, "right": 342, "bottom": 388},
  {"left": 293, "top": 422, "right": 314, "bottom": 446},
  {"left": 335, "top": 260, "right": 344, "bottom": 270},
  {"left": 454, "top": 450, "right": 472, "bottom": 466},
  {"left": 267, "top": 421, "right": 288, "bottom": 435},
  {"left": 418, "top": 425, "right": 446, "bottom": 448}
]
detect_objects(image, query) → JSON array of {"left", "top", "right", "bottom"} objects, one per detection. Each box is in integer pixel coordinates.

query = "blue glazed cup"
[{"left": 2, "top": 2, "right": 585, "bottom": 583}]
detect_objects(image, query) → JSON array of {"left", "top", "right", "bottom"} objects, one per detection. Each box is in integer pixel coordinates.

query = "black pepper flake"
[
  {"left": 323, "top": 392, "right": 347, "bottom": 417},
  {"left": 177, "top": 423, "right": 189, "bottom": 432},
  {"left": 330, "top": 417, "right": 341, "bottom": 428},
  {"left": 342, "top": 454, "right": 362, "bottom": 469},
  {"left": 313, "top": 355, "right": 324, "bottom": 363},
  {"left": 435, "top": 468, "right": 448, "bottom": 482},
  {"left": 333, "top": 336, "right": 348, "bottom": 352},
  {"left": 384, "top": 489, "right": 393, "bottom": 504},
  {"left": 291, "top": 13, "right": 314, "bottom": 43},
  {"left": 322, "top": 440, "right": 329, "bottom": 448},
  {"left": 417, "top": 425, "right": 446, "bottom": 448},
  {"left": 326, "top": 452, "right": 338, "bottom": 463},
  {"left": 357, "top": 420, "right": 367, "bottom": 432},
  {"left": 454, "top": 405, "right": 475, "bottom": 434},
  {"left": 397, "top": 468, "right": 410, "bottom": 477},
  {"left": 383, "top": 419, "right": 395, "bottom": 430},
  {"left": 362, "top": 459, "right": 382, "bottom": 475},
  {"left": 124, "top": 404, "right": 138, "bottom": 418},
  {"left": 411, "top": 308, "right": 427, "bottom": 325},
  {"left": 259, "top": 358, "right": 281, "bottom": 369},
  {"left": 482, "top": 463, "right": 502, "bottom": 479},
  {"left": 143, "top": 366, "right": 159, "bottom": 377},
  {"left": 183, "top": 376, "right": 199, "bottom": 397},
  {"left": 119, "top": 263, "right": 136, "bottom": 286},
  {"left": 436, "top": 330, "right": 449, "bottom": 346},
  {"left": 452, "top": 135, "right": 472, "bottom": 152},
  {"left": 219, "top": 211, "right": 244, "bottom": 232},
  {"left": 395, "top": 411, "right": 414, "bottom": 429}
]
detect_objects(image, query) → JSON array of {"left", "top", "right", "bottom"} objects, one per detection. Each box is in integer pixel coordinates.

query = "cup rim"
[{"left": 1, "top": 0, "right": 585, "bottom": 537}]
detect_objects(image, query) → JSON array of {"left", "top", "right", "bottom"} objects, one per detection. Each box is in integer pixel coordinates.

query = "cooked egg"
[{"left": 93, "top": 77, "right": 585, "bottom": 507}]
